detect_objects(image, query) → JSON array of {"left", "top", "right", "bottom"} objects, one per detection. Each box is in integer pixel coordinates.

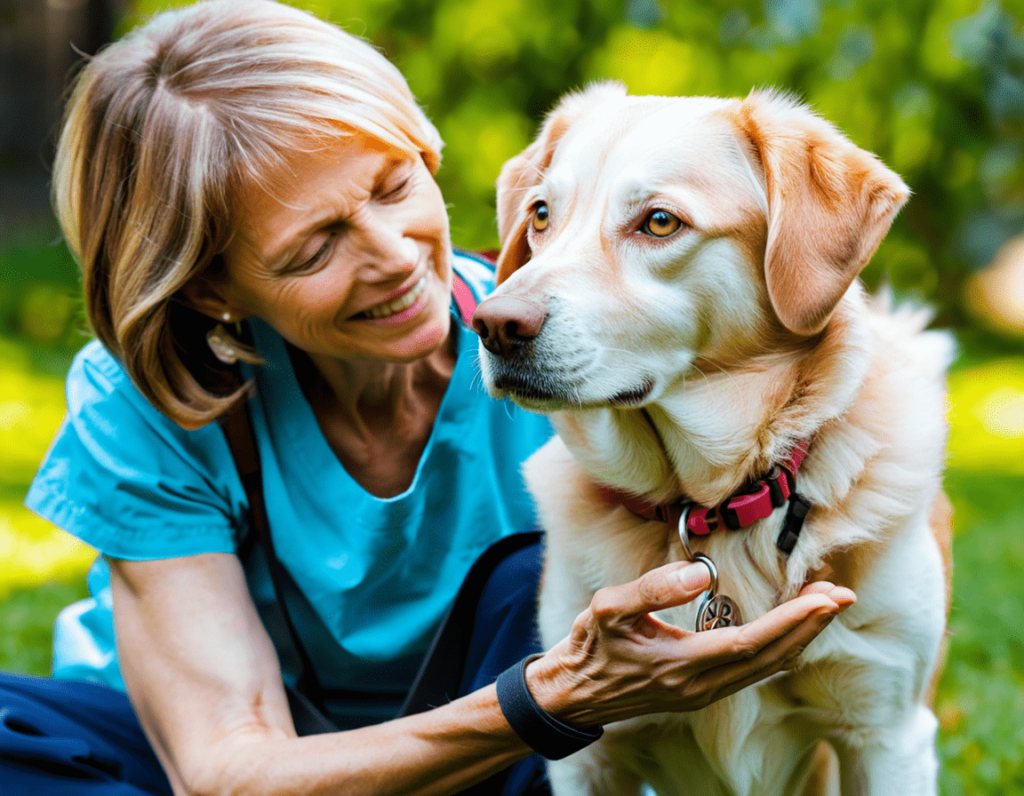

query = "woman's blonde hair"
[{"left": 53, "top": 0, "right": 443, "bottom": 428}]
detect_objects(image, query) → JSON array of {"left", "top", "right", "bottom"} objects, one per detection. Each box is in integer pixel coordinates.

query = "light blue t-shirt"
[{"left": 25, "top": 252, "right": 553, "bottom": 729}]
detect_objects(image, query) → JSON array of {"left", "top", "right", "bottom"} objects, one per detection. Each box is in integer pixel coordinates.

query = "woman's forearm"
[
  {"left": 110, "top": 554, "right": 534, "bottom": 796},
  {"left": 188, "top": 684, "right": 531, "bottom": 796}
]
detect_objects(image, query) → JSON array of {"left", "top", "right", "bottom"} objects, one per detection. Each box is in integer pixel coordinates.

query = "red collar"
[{"left": 597, "top": 441, "right": 810, "bottom": 536}]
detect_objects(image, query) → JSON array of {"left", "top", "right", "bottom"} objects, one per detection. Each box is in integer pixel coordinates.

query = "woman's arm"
[
  {"left": 109, "top": 553, "right": 851, "bottom": 796},
  {"left": 109, "top": 552, "right": 533, "bottom": 796}
]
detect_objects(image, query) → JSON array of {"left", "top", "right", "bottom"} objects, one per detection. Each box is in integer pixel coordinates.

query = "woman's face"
[{"left": 219, "top": 135, "right": 453, "bottom": 363}]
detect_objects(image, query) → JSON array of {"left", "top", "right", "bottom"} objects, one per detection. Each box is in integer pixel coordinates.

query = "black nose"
[{"left": 472, "top": 295, "right": 548, "bottom": 358}]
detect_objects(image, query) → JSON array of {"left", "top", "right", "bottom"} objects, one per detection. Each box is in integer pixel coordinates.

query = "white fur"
[{"left": 480, "top": 90, "right": 951, "bottom": 796}]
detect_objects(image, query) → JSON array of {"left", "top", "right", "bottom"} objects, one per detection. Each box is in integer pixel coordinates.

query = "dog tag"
[
  {"left": 691, "top": 553, "right": 743, "bottom": 632},
  {"left": 696, "top": 592, "right": 742, "bottom": 631}
]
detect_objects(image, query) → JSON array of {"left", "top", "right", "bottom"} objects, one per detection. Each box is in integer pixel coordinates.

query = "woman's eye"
[
  {"left": 293, "top": 236, "right": 333, "bottom": 273},
  {"left": 532, "top": 201, "right": 549, "bottom": 232},
  {"left": 640, "top": 210, "right": 683, "bottom": 238},
  {"left": 382, "top": 178, "right": 411, "bottom": 201}
]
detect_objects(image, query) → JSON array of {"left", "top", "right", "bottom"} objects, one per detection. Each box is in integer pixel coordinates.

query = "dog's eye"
[
  {"left": 532, "top": 202, "right": 549, "bottom": 232},
  {"left": 641, "top": 210, "right": 682, "bottom": 238}
]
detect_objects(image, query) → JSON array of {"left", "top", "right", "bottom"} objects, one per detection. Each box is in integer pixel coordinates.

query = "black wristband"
[{"left": 495, "top": 654, "right": 603, "bottom": 760}]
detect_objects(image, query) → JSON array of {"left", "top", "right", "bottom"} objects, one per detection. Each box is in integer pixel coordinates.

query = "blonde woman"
[{"left": 2, "top": 1, "right": 854, "bottom": 794}]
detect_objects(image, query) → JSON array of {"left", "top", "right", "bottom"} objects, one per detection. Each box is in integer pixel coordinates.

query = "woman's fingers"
[
  {"left": 798, "top": 581, "right": 857, "bottom": 607},
  {"left": 693, "top": 607, "right": 838, "bottom": 700},
  {"left": 683, "top": 587, "right": 856, "bottom": 701},
  {"left": 554, "top": 576, "right": 856, "bottom": 721},
  {"left": 737, "top": 591, "right": 841, "bottom": 648},
  {"left": 668, "top": 586, "right": 851, "bottom": 671},
  {"left": 587, "top": 561, "right": 713, "bottom": 624}
]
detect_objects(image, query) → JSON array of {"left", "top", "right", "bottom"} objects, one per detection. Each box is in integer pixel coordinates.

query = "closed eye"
[
  {"left": 380, "top": 178, "right": 411, "bottom": 201},
  {"left": 289, "top": 232, "right": 337, "bottom": 274}
]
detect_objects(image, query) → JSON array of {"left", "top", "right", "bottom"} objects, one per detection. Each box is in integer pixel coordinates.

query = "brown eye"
[
  {"left": 532, "top": 201, "right": 549, "bottom": 232},
  {"left": 641, "top": 209, "right": 682, "bottom": 238}
]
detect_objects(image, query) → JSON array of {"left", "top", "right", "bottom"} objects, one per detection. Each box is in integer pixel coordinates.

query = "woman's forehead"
[
  {"left": 237, "top": 133, "right": 403, "bottom": 203},
  {"left": 225, "top": 135, "right": 416, "bottom": 265}
]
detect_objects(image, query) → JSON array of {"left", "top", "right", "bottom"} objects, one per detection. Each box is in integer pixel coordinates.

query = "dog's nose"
[{"left": 472, "top": 295, "right": 548, "bottom": 358}]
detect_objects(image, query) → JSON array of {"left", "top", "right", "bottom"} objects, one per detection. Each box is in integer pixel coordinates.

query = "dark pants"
[{"left": 0, "top": 535, "right": 549, "bottom": 795}]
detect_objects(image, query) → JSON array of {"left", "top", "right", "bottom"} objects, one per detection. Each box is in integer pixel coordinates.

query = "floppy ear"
[
  {"left": 495, "top": 81, "right": 627, "bottom": 284},
  {"left": 735, "top": 90, "right": 910, "bottom": 336}
]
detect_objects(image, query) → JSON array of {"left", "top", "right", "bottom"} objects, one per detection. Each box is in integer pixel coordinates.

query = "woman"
[{"left": 3, "top": 1, "right": 854, "bottom": 794}]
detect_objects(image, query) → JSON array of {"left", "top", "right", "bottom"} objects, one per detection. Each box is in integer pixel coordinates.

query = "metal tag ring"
[
  {"left": 677, "top": 502, "right": 695, "bottom": 560},
  {"left": 691, "top": 552, "right": 718, "bottom": 596}
]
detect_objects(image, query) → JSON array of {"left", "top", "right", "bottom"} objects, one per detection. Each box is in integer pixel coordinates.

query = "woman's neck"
[
  {"left": 290, "top": 332, "right": 459, "bottom": 497},
  {"left": 297, "top": 334, "right": 457, "bottom": 432}
]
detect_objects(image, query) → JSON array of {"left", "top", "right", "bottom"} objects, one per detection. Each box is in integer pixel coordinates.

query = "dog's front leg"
[{"left": 831, "top": 703, "right": 939, "bottom": 796}]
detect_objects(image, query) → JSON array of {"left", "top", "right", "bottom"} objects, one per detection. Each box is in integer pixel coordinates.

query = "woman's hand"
[{"left": 526, "top": 561, "right": 855, "bottom": 727}]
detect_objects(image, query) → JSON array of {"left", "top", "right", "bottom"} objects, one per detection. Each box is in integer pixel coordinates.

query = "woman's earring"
[
  {"left": 205, "top": 313, "right": 263, "bottom": 366},
  {"left": 207, "top": 322, "right": 241, "bottom": 364}
]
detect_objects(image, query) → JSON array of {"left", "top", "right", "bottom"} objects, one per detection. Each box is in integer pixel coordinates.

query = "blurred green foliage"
[
  {"left": 0, "top": 226, "right": 86, "bottom": 375},
  {"left": 117, "top": 0, "right": 1024, "bottom": 327}
]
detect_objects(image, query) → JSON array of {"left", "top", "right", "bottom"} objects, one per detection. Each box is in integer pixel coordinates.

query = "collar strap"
[
  {"left": 597, "top": 441, "right": 810, "bottom": 536},
  {"left": 452, "top": 271, "right": 479, "bottom": 327}
]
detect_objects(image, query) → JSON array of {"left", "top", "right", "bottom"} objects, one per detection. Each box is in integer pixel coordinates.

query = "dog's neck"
[{"left": 550, "top": 293, "right": 873, "bottom": 507}]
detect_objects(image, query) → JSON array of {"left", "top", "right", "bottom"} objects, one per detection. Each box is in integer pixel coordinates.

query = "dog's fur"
[{"left": 477, "top": 84, "right": 953, "bottom": 796}]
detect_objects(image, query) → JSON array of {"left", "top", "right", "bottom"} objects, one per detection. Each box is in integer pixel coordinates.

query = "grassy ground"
[{"left": 935, "top": 472, "right": 1024, "bottom": 795}]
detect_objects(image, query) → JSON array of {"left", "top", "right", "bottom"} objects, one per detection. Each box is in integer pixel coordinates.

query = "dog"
[{"left": 474, "top": 83, "right": 953, "bottom": 796}]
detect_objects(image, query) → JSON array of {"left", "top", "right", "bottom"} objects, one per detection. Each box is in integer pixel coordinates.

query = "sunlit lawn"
[{"left": 1, "top": 329, "right": 1022, "bottom": 793}]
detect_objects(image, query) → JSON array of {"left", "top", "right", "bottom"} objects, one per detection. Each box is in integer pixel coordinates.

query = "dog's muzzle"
[{"left": 474, "top": 294, "right": 570, "bottom": 403}]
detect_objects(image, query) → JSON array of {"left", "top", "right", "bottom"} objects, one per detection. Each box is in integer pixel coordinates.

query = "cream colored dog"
[{"left": 475, "top": 84, "right": 953, "bottom": 796}]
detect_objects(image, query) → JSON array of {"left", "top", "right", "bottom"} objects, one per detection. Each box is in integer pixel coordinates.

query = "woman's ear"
[
  {"left": 176, "top": 257, "right": 249, "bottom": 323},
  {"left": 735, "top": 90, "right": 910, "bottom": 336},
  {"left": 495, "top": 81, "right": 628, "bottom": 285}
]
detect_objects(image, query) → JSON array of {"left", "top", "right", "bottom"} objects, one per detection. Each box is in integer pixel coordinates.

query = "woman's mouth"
[{"left": 353, "top": 277, "right": 428, "bottom": 320}]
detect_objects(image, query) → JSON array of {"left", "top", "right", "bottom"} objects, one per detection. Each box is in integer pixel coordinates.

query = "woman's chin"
[{"left": 386, "top": 314, "right": 453, "bottom": 362}]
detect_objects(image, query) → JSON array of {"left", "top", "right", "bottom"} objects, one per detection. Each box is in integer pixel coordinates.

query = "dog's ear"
[
  {"left": 735, "top": 90, "right": 910, "bottom": 336},
  {"left": 495, "top": 81, "right": 627, "bottom": 284}
]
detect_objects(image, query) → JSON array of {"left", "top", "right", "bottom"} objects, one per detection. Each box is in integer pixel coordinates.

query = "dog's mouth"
[
  {"left": 607, "top": 378, "right": 655, "bottom": 407},
  {"left": 492, "top": 372, "right": 573, "bottom": 407},
  {"left": 492, "top": 370, "right": 655, "bottom": 411}
]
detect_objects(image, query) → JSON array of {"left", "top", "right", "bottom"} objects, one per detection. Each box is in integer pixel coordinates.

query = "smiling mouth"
[{"left": 352, "top": 277, "right": 427, "bottom": 320}]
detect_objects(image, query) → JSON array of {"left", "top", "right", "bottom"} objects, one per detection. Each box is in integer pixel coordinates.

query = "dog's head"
[{"left": 474, "top": 83, "right": 909, "bottom": 412}]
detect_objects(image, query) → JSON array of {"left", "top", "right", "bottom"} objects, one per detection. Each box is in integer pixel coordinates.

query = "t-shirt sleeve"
[{"left": 25, "top": 342, "right": 247, "bottom": 560}]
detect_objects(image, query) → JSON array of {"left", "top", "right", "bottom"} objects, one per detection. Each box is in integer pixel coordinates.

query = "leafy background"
[{"left": 1, "top": 0, "right": 1022, "bottom": 792}]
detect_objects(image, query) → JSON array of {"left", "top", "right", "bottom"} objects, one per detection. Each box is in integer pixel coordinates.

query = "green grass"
[
  {"left": 0, "top": 580, "right": 89, "bottom": 676},
  {"left": 935, "top": 472, "right": 1024, "bottom": 796}
]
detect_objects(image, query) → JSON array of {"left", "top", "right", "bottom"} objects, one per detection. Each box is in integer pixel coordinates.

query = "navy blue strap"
[{"left": 496, "top": 654, "right": 603, "bottom": 760}]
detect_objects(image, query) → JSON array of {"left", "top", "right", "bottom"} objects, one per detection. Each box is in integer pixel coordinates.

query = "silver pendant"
[
  {"left": 696, "top": 592, "right": 742, "bottom": 631},
  {"left": 691, "top": 553, "right": 743, "bottom": 632}
]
